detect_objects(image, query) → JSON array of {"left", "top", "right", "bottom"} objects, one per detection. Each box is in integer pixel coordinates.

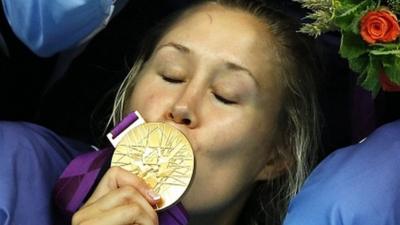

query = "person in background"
[
  {"left": 283, "top": 119, "right": 400, "bottom": 225},
  {"left": 1, "top": 0, "right": 129, "bottom": 57}
]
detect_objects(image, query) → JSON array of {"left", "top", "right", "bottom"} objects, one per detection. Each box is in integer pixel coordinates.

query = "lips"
[{"left": 163, "top": 122, "right": 197, "bottom": 149}]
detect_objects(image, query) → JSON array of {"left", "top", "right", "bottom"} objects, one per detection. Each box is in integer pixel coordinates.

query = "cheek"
[
  {"left": 183, "top": 123, "right": 272, "bottom": 212},
  {"left": 184, "top": 110, "right": 278, "bottom": 209},
  {"left": 200, "top": 110, "right": 271, "bottom": 157},
  {"left": 127, "top": 77, "right": 170, "bottom": 120}
]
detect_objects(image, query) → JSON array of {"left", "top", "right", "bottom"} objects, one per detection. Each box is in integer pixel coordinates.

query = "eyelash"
[
  {"left": 161, "top": 74, "right": 237, "bottom": 105},
  {"left": 213, "top": 93, "right": 237, "bottom": 105},
  {"left": 161, "top": 74, "right": 184, "bottom": 84}
]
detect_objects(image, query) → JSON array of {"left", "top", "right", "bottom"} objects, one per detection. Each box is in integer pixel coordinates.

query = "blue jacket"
[
  {"left": 283, "top": 120, "right": 400, "bottom": 225},
  {"left": 0, "top": 122, "right": 89, "bottom": 225}
]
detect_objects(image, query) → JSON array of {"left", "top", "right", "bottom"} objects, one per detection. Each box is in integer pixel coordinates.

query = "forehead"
[{"left": 156, "top": 4, "right": 282, "bottom": 93}]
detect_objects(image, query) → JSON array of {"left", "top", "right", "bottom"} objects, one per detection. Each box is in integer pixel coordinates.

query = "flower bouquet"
[{"left": 295, "top": 0, "right": 400, "bottom": 95}]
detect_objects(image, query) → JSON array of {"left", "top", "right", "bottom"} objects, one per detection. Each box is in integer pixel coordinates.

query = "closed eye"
[
  {"left": 213, "top": 93, "right": 237, "bottom": 105},
  {"left": 161, "top": 74, "right": 184, "bottom": 84}
]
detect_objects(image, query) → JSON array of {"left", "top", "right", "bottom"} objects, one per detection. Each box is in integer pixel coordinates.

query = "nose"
[{"left": 165, "top": 92, "right": 199, "bottom": 128}]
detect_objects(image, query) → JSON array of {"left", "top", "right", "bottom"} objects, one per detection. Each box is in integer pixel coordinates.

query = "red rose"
[
  {"left": 360, "top": 9, "right": 400, "bottom": 44},
  {"left": 379, "top": 72, "right": 400, "bottom": 92}
]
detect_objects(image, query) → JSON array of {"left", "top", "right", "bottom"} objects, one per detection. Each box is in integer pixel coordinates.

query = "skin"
[{"left": 73, "top": 3, "right": 287, "bottom": 225}]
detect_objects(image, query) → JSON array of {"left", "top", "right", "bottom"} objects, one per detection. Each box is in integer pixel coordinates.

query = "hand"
[{"left": 72, "top": 167, "right": 161, "bottom": 225}]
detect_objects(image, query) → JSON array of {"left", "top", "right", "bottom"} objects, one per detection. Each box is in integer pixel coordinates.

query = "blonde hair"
[{"left": 109, "top": 1, "right": 321, "bottom": 224}]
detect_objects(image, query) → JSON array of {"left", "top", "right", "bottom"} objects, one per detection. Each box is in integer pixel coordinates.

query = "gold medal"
[{"left": 111, "top": 122, "right": 195, "bottom": 211}]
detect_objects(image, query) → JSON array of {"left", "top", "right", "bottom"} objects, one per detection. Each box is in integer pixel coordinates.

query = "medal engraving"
[{"left": 111, "top": 123, "right": 194, "bottom": 210}]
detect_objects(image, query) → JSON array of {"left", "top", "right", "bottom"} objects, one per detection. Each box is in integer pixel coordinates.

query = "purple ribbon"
[
  {"left": 53, "top": 149, "right": 189, "bottom": 225},
  {"left": 110, "top": 111, "right": 138, "bottom": 138},
  {"left": 159, "top": 203, "right": 189, "bottom": 225},
  {"left": 53, "top": 148, "right": 113, "bottom": 217},
  {"left": 53, "top": 112, "right": 189, "bottom": 225}
]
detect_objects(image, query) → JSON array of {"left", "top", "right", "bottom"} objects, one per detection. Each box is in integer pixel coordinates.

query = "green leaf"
[
  {"left": 357, "top": 68, "right": 368, "bottom": 84},
  {"left": 348, "top": 54, "right": 369, "bottom": 73},
  {"left": 370, "top": 40, "right": 400, "bottom": 56},
  {"left": 361, "top": 54, "right": 381, "bottom": 95},
  {"left": 348, "top": 9, "right": 367, "bottom": 33},
  {"left": 370, "top": 49, "right": 400, "bottom": 55},
  {"left": 382, "top": 55, "right": 400, "bottom": 83},
  {"left": 339, "top": 32, "right": 368, "bottom": 59},
  {"left": 334, "top": 0, "right": 378, "bottom": 32},
  {"left": 334, "top": 13, "right": 354, "bottom": 30},
  {"left": 373, "top": 43, "right": 400, "bottom": 49},
  {"left": 387, "top": 0, "right": 400, "bottom": 12},
  {"left": 335, "top": 0, "right": 365, "bottom": 16}
]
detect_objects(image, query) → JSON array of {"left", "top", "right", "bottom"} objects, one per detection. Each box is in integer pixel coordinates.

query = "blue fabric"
[
  {"left": 283, "top": 120, "right": 400, "bottom": 225},
  {"left": 0, "top": 122, "right": 89, "bottom": 225},
  {"left": 2, "top": 0, "right": 113, "bottom": 57}
]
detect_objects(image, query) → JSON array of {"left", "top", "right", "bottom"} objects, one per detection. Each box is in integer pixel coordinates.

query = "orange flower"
[
  {"left": 360, "top": 9, "right": 400, "bottom": 44},
  {"left": 379, "top": 72, "right": 400, "bottom": 92}
]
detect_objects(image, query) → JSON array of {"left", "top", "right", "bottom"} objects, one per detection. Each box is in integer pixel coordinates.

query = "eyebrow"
[
  {"left": 224, "top": 62, "right": 259, "bottom": 88},
  {"left": 156, "top": 42, "right": 259, "bottom": 87},
  {"left": 156, "top": 42, "right": 191, "bottom": 54}
]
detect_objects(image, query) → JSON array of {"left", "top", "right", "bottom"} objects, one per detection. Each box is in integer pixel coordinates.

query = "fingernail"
[{"left": 147, "top": 190, "right": 161, "bottom": 201}]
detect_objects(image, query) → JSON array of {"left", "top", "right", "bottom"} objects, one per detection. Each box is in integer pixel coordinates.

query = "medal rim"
[{"left": 111, "top": 122, "right": 195, "bottom": 211}]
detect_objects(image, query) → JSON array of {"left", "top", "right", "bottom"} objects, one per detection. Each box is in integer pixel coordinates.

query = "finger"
[
  {"left": 76, "top": 186, "right": 156, "bottom": 222},
  {"left": 74, "top": 203, "right": 158, "bottom": 225},
  {"left": 85, "top": 167, "right": 161, "bottom": 206}
]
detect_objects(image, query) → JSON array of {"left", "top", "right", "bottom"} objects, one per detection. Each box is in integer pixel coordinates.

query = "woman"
[
  {"left": 73, "top": 1, "right": 320, "bottom": 225},
  {"left": 0, "top": 0, "right": 321, "bottom": 225}
]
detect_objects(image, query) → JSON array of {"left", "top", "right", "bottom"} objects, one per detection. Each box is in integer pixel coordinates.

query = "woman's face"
[{"left": 128, "top": 3, "right": 285, "bottom": 218}]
